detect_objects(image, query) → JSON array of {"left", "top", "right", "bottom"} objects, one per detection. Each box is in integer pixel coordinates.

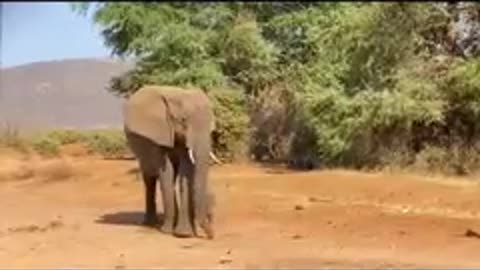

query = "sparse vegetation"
[
  {"left": 0, "top": 124, "right": 29, "bottom": 153},
  {"left": 81, "top": 129, "right": 129, "bottom": 159},
  {"left": 45, "top": 129, "right": 86, "bottom": 145},
  {"left": 31, "top": 136, "right": 61, "bottom": 157},
  {"left": 0, "top": 127, "right": 130, "bottom": 159}
]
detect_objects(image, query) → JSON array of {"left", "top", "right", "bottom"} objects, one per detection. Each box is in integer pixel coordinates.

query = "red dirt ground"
[{"left": 1, "top": 152, "right": 480, "bottom": 268}]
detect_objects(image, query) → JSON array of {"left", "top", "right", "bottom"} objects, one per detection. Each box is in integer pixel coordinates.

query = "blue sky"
[{"left": 1, "top": 2, "right": 111, "bottom": 68}]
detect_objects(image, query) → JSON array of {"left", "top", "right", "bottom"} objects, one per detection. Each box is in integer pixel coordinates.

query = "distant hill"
[{"left": 0, "top": 58, "right": 133, "bottom": 132}]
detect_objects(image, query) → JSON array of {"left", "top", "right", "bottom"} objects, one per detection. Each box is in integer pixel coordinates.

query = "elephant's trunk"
[{"left": 191, "top": 140, "right": 214, "bottom": 239}]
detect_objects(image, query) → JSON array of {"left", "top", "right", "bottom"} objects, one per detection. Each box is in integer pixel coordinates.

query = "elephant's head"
[
  {"left": 124, "top": 85, "right": 219, "bottom": 161},
  {"left": 123, "top": 85, "right": 216, "bottom": 238}
]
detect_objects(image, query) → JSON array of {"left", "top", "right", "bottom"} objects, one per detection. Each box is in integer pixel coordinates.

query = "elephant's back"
[
  {"left": 148, "top": 85, "right": 211, "bottom": 106},
  {"left": 139, "top": 85, "right": 213, "bottom": 121}
]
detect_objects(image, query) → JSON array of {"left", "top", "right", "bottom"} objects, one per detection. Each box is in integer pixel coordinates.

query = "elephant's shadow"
[{"left": 95, "top": 211, "right": 165, "bottom": 227}]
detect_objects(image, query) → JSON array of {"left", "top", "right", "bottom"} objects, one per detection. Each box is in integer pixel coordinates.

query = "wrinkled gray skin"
[{"left": 123, "top": 85, "right": 215, "bottom": 239}]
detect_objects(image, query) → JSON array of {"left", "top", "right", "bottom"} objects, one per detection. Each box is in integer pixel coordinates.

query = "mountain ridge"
[{"left": 0, "top": 58, "right": 133, "bottom": 132}]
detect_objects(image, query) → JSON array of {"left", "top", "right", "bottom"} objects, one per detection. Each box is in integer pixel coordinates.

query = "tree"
[{"left": 73, "top": 2, "right": 480, "bottom": 173}]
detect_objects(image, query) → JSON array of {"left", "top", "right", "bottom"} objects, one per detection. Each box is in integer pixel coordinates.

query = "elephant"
[{"left": 123, "top": 85, "right": 219, "bottom": 239}]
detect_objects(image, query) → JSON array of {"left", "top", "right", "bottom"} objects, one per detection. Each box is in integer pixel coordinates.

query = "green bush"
[
  {"left": 13, "top": 129, "right": 131, "bottom": 159},
  {"left": 31, "top": 136, "right": 60, "bottom": 157},
  {"left": 82, "top": 129, "right": 129, "bottom": 159},
  {"left": 44, "top": 129, "right": 86, "bottom": 145},
  {"left": 209, "top": 88, "right": 250, "bottom": 161},
  {"left": 410, "top": 144, "right": 480, "bottom": 176}
]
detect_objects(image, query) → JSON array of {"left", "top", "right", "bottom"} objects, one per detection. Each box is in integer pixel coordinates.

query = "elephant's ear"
[{"left": 123, "top": 86, "right": 175, "bottom": 147}]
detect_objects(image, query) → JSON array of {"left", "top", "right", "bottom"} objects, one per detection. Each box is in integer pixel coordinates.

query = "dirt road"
[{"left": 1, "top": 153, "right": 480, "bottom": 268}]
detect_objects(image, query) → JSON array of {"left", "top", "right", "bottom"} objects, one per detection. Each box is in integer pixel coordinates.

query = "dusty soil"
[{"left": 2, "top": 152, "right": 480, "bottom": 268}]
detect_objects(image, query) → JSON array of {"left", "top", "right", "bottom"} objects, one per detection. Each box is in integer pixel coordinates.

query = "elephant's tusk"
[
  {"left": 188, "top": 149, "right": 196, "bottom": 164},
  {"left": 209, "top": 151, "right": 222, "bottom": 164}
]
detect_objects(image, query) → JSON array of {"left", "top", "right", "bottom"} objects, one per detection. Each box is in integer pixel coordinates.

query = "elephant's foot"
[
  {"left": 173, "top": 223, "right": 194, "bottom": 238},
  {"left": 200, "top": 222, "right": 214, "bottom": 240},
  {"left": 159, "top": 221, "right": 175, "bottom": 234},
  {"left": 193, "top": 220, "right": 214, "bottom": 240},
  {"left": 142, "top": 214, "right": 159, "bottom": 227},
  {"left": 173, "top": 230, "right": 194, "bottom": 238}
]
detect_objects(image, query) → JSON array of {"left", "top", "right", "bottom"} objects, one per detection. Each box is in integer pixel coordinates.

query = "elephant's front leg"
[
  {"left": 158, "top": 156, "right": 176, "bottom": 234},
  {"left": 142, "top": 173, "right": 159, "bottom": 226},
  {"left": 173, "top": 154, "right": 195, "bottom": 238}
]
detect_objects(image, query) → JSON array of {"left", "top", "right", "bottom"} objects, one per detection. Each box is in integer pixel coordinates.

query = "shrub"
[
  {"left": 82, "top": 129, "right": 129, "bottom": 159},
  {"left": 208, "top": 88, "right": 250, "bottom": 161},
  {"left": 44, "top": 129, "right": 86, "bottom": 145},
  {"left": 31, "top": 136, "right": 60, "bottom": 157}
]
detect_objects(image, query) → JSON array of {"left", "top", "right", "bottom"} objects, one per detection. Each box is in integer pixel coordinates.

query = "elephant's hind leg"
[
  {"left": 158, "top": 154, "right": 176, "bottom": 234},
  {"left": 142, "top": 172, "right": 159, "bottom": 226}
]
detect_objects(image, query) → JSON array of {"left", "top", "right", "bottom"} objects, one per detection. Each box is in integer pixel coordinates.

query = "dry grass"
[
  {"left": 12, "top": 164, "right": 36, "bottom": 180},
  {"left": 35, "top": 159, "right": 75, "bottom": 182},
  {"left": 59, "top": 143, "right": 90, "bottom": 157},
  {"left": 0, "top": 151, "right": 76, "bottom": 182},
  {"left": 0, "top": 150, "right": 33, "bottom": 182}
]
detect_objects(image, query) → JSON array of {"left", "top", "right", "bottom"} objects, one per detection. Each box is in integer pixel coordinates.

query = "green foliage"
[
  {"left": 219, "top": 12, "right": 278, "bottom": 95},
  {"left": 1, "top": 128, "right": 130, "bottom": 159},
  {"left": 44, "top": 129, "right": 86, "bottom": 145},
  {"left": 73, "top": 2, "right": 480, "bottom": 174},
  {"left": 208, "top": 88, "right": 250, "bottom": 161},
  {"left": 79, "top": 130, "right": 129, "bottom": 159},
  {"left": 294, "top": 3, "right": 477, "bottom": 168},
  {"left": 443, "top": 59, "right": 480, "bottom": 117},
  {"left": 409, "top": 143, "right": 480, "bottom": 176},
  {"left": 31, "top": 136, "right": 60, "bottom": 157}
]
